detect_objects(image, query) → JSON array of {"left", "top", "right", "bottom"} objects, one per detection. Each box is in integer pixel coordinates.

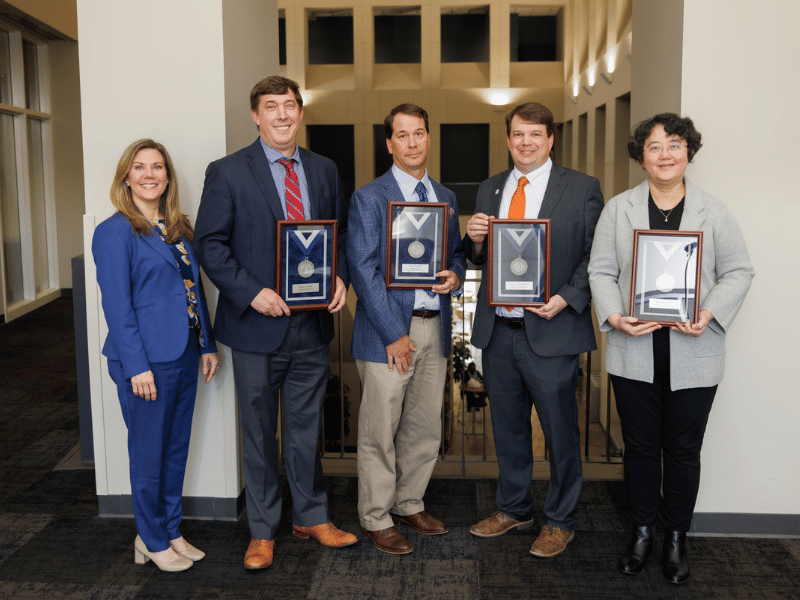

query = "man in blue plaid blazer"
[{"left": 347, "top": 104, "right": 466, "bottom": 555}]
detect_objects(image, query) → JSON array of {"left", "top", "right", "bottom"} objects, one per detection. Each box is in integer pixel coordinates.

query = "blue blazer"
[
  {"left": 193, "top": 139, "right": 349, "bottom": 353},
  {"left": 463, "top": 164, "right": 604, "bottom": 357},
  {"left": 92, "top": 212, "right": 217, "bottom": 380},
  {"left": 347, "top": 169, "right": 466, "bottom": 363}
]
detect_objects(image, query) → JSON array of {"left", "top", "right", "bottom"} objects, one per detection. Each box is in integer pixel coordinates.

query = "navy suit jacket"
[
  {"left": 92, "top": 212, "right": 217, "bottom": 380},
  {"left": 464, "top": 164, "right": 603, "bottom": 357},
  {"left": 348, "top": 169, "right": 466, "bottom": 363},
  {"left": 193, "top": 139, "right": 348, "bottom": 353}
]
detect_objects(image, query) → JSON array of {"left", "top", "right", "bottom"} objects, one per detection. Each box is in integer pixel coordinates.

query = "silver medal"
[
  {"left": 510, "top": 256, "right": 528, "bottom": 276},
  {"left": 408, "top": 240, "right": 425, "bottom": 259},
  {"left": 656, "top": 273, "right": 675, "bottom": 293},
  {"left": 297, "top": 258, "right": 314, "bottom": 278}
]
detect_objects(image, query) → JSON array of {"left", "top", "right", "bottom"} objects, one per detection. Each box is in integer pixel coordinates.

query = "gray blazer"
[{"left": 588, "top": 179, "right": 755, "bottom": 390}]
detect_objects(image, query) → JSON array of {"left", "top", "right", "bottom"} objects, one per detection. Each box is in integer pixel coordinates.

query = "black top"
[{"left": 648, "top": 192, "right": 684, "bottom": 231}]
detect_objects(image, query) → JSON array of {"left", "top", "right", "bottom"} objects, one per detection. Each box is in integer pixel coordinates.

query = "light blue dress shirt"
[{"left": 260, "top": 138, "right": 312, "bottom": 219}]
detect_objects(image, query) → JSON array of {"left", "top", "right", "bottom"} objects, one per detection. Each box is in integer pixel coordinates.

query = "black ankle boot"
[
  {"left": 618, "top": 525, "right": 655, "bottom": 575},
  {"left": 663, "top": 530, "right": 690, "bottom": 584}
]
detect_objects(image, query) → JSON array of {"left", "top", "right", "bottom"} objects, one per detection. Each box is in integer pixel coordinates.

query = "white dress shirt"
[{"left": 496, "top": 158, "right": 553, "bottom": 318}]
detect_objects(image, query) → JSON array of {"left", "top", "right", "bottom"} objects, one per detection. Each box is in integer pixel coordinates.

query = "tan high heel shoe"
[
  {"left": 134, "top": 535, "right": 193, "bottom": 572},
  {"left": 170, "top": 536, "right": 205, "bottom": 561}
]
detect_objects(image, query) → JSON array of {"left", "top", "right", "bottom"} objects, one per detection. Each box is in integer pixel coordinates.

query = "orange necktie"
[{"left": 508, "top": 176, "right": 528, "bottom": 219}]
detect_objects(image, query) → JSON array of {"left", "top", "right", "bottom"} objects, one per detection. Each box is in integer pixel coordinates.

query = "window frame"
[{"left": 0, "top": 22, "right": 59, "bottom": 322}]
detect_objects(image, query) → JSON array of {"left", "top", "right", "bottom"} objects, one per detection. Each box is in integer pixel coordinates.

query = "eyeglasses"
[{"left": 646, "top": 142, "right": 686, "bottom": 155}]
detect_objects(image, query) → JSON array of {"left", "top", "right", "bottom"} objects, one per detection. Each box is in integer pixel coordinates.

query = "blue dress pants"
[{"left": 108, "top": 332, "right": 200, "bottom": 552}]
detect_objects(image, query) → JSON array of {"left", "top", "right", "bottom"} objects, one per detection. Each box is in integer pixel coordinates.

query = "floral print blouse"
[{"left": 150, "top": 220, "right": 200, "bottom": 336}]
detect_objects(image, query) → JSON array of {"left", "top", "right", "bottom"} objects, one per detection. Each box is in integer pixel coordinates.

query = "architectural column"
[{"left": 78, "top": 0, "right": 278, "bottom": 519}]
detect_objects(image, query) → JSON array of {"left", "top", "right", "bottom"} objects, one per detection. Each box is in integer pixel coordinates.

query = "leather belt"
[
  {"left": 495, "top": 315, "right": 525, "bottom": 330},
  {"left": 412, "top": 310, "right": 440, "bottom": 319}
]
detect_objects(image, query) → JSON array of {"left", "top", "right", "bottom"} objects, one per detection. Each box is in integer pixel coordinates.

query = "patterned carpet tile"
[
  {"left": 0, "top": 516, "right": 142, "bottom": 586},
  {"left": 1, "top": 430, "right": 81, "bottom": 468},
  {"left": 0, "top": 467, "right": 50, "bottom": 510},
  {"left": 308, "top": 528, "right": 479, "bottom": 600},
  {"left": 0, "top": 582, "right": 140, "bottom": 600},
  {"left": 3, "top": 470, "right": 98, "bottom": 515},
  {"left": 0, "top": 430, "right": 48, "bottom": 461}
]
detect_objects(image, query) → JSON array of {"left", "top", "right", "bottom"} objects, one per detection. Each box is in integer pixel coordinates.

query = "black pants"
[{"left": 610, "top": 329, "right": 717, "bottom": 531}]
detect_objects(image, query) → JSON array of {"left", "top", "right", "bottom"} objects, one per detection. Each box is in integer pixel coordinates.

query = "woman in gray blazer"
[{"left": 588, "top": 114, "right": 754, "bottom": 584}]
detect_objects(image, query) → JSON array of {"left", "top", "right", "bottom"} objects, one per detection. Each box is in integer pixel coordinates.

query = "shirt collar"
[
  {"left": 512, "top": 157, "right": 552, "bottom": 184},
  {"left": 260, "top": 137, "right": 302, "bottom": 166},
  {"left": 391, "top": 164, "right": 430, "bottom": 195}
]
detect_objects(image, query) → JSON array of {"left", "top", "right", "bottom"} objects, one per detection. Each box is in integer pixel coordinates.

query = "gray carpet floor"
[{"left": 1, "top": 299, "right": 798, "bottom": 599}]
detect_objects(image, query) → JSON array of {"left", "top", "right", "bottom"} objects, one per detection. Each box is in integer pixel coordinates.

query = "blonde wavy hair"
[{"left": 109, "top": 139, "right": 193, "bottom": 243}]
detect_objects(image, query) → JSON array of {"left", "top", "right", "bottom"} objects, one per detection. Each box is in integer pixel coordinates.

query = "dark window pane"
[
  {"left": 374, "top": 15, "right": 421, "bottom": 63},
  {"left": 23, "top": 40, "right": 39, "bottom": 111},
  {"left": 308, "top": 16, "right": 354, "bottom": 65},
  {"left": 440, "top": 124, "right": 489, "bottom": 214},
  {"left": 441, "top": 14, "right": 489, "bottom": 63},
  {"left": 373, "top": 124, "right": 393, "bottom": 179},
  {"left": 511, "top": 15, "right": 557, "bottom": 62},
  {"left": 279, "top": 17, "right": 286, "bottom": 65},
  {"left": 307, "top": 125, "right": 355, "bottom": 203}
]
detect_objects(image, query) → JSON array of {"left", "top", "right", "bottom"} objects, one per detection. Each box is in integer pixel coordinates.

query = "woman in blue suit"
[{"left": 93, "top": 139, "right": 219, "bottom": 572}]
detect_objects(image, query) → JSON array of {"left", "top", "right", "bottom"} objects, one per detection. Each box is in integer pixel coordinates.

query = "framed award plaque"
[
  {"left": 630, "top": 229, "right": 703, "bottom": 324},
  {"left": 276, "top": 220, "right": 338, "bottom": 310},
  {"left": 487, "top": 219, "right": 550, "bottom": 307},
  {"left": 386, "top": 201, "right": 448, "bottom": 289}
]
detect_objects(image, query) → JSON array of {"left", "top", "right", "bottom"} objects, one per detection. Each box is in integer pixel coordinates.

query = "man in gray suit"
[{"left": 464, "top": 102, "right": 603, "bottom": 557}]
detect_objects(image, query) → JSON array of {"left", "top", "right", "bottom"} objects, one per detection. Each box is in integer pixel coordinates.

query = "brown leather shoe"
[
  {"left": 244, "top": 538, "right": 275, "bottom": 569},
  {"left": 360, "top": 526, "right": 413, "bottom": 554},
  {"left": 391, "top": 511, "right": 449, "bottom": 535},
  {"left": 529, "top": 524, "right": 574, "bottom": 557},
  {"left": 470, "top": 511, "right": 533, "bottom": 538},
  {"left": 293, "top": 522, "right": 357, "bottom": 548}
]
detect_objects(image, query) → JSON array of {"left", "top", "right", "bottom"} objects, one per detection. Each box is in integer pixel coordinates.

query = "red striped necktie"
[{"left": 277, "top": 158, "right": 305, "bottom": 220}]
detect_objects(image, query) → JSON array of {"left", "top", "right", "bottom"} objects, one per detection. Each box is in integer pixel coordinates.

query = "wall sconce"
[
  {"left": 570, "top": 77, "right": 579, "bottom": 103},
  {"left": 601, "top": 47, "right": 616, "bottom": 83}
]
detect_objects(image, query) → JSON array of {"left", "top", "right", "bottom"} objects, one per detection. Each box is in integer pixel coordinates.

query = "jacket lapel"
[
  {"left": 678, "top": 179, "right": 707, "bottom": 231},
  {"left": 537, "top": 164, "right": 567, "bottom": 219},
  {"left": 245, "top": 139, "right": 286, "bottom": 222},
  {"left": 299, "top": 147, "right": 319, "bottom": 219},
  {"left": 142, "top": 229, "right": 179, "bottom": 270},
  {"left": 486, "top": 171, "right": 509, "bottom": 217},
  {"left": 625, "top": 180, "right": 651, "bottom": 231},
  {"left": 381, "top": 170, "right": 407, "bottom": 203}
]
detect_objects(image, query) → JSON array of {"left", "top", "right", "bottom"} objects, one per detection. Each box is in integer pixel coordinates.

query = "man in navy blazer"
[
  {"left": 348, "top": 104, "right": 466, "bottom": 554},
  {"left": 464, "top": 102, "right": 603, "bottom": 557},
  {"left": 194, "top": 76, "right": 356, "bottom": 570}
]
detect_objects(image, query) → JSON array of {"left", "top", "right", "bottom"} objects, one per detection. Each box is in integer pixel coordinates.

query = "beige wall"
[{"left": 681, "top": 0, "right": 800, "bottom": 516}]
